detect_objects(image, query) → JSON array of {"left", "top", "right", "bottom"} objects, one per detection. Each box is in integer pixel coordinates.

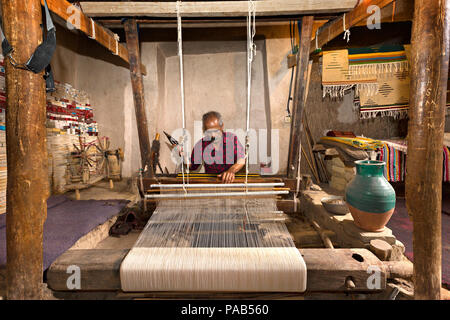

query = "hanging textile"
[
  {"left": 358, "top": 69, "right": 410, "bottom": 119},
  {"left": 322, "top": 49, "right": 378, "bottom": 99},
  {"left": 348, "top": 45, "right": 409, "bottom": 79},
  {"left": 322, "top": 45, "right": 413, "bottom": 118},
  {"left": 444, "top": 146, "right": 450, "bottom": 183},
  {"left": 376, "top": 144, "right": 406, "bottom": 182}
]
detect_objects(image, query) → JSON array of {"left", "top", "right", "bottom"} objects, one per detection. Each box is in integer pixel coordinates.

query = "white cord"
[
  {"left": 88, "top": 19, "right": 96, "bottom": 40},
  {"left": 343, "top": 14, "right": 351, "bottom": 43},
  {"left": 177, "top": 0, "right": 189, "bottom": 191},
  {"left": 245, "top": 0, "right": 256, "bottom": 191}
]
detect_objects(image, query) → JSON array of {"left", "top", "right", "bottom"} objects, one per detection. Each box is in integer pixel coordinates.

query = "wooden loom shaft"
[
  {"left": 146, "top": 187, "right": 291, "bottom": 193},
  {"left": 144, "top": 195, "right": 283, "bottom": 202},
  {"left": 150, "top": 182, "right": 285, "bottom": 188},
  {"left": 145, "top": 190, "right": 288, "bottom": 199}
]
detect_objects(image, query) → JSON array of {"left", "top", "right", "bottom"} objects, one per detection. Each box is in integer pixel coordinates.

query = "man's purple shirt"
[{"left": 189, "top": 131, "right": 245, "bottom": 174}]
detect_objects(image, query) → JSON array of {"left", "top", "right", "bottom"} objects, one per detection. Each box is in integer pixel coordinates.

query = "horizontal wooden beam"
[
  {"left": 46, "top": 248, "right": 387, "bottom": 293},
  {"left": 310, "top": 0, "right": 395, "bottom": 54},
  {"left": 44, "top": 0, "right": 147, "bottom": 75},
  {"left": 80, "top": 1, "right": 359, "bottom": 18}
]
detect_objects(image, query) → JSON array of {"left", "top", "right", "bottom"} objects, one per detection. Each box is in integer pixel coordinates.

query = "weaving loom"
[
  {"left": 120, "top": 194, "right": 307, "bottom": 292},
  {"left": 119, "top": 0, "right": 307, "bottom": 294}
]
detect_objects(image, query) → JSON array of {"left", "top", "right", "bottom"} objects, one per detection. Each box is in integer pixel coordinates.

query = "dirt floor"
[{"left": 0, "top": 178, "right": 139, "bottom": 300}]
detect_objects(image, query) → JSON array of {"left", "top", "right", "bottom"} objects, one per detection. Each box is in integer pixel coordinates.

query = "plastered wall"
[{"left": 52, "top": 24, "right": 442, "bottom": 179}]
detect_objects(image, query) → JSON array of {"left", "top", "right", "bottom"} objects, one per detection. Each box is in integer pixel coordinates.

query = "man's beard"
[{"left": 205, "top": 130, "right": 223, "bottom": 147}]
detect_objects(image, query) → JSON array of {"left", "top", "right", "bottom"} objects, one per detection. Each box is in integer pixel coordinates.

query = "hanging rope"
[
  {"left": 343, "top": 14, "right": 351, "bottom": 43},
  {"left": 176, "top": 0, "right": 189, "bottom": 193},
  {"left": 314, "top": 28, "right": 321, "bottom": 54},
  {"left": 245, "top": 0, "right": 256, "bottom": 192}
]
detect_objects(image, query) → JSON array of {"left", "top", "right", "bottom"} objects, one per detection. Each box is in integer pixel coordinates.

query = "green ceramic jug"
[{"left": 345, "top": 160, "right": 396, "bottom": 232}]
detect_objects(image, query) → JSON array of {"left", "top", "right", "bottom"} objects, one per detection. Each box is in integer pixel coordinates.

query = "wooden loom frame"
[{"left": 2, "top": 0, "right": 446, "bottom": 300}]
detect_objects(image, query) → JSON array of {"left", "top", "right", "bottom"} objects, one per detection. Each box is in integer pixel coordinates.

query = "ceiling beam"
[
  {"left": 44, "top": 0, "right": 147, "bottom": 75},
  {"left": 310, "top": 0, "right": 396, "bottom": 54},
  {"left": 80, "top": 0, "right": 359, "bottom": 17}
]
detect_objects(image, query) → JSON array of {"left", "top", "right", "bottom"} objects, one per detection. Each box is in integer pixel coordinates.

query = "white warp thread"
[
  {"left": 120, "top": 196, "right": 307, "bottom": 292},
  {"left": 121, "top": 247, "right": 306, "bottom": 292}
]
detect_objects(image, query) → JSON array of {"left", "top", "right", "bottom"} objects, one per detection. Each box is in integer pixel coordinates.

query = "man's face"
[
  {"left": 203, "top": 117, "right": 224, "bottom": 143},
  {"left": 203, "top": 116, "right": 223, "bottom": 132}
]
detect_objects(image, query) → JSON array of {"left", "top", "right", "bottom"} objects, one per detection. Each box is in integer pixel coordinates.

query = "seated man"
[{"left": 189, "top": 111, "right": 245, "bottom": 183}]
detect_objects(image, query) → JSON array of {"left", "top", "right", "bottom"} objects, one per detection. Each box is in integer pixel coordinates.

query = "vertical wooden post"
[
  {"left": 1, "top": 0, "right": 49, "bottom": 299},
  {"left": 123, "top": 19, "right": 154, "bottom": 177},
  {"left": 406, "top": 0, "right": 450, "bottom": 300},
  {"left": 287, "top": 16, "right": 314, "bottom": 179}
]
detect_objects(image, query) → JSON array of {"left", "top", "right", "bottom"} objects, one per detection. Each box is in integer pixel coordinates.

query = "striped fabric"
[
  {"left": 348, "top": 45, "right": 408, "bottom": 66},
  {"left": 379, "top": 140, "right": 450, "bottom": 183},
  {"left": 376, "top": 144, "right": 406, "bottom": 182}
]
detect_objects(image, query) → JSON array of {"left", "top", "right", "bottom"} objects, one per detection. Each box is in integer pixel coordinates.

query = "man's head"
[{"left": 202, "top": 111, "right": 224, "bottom": 132}]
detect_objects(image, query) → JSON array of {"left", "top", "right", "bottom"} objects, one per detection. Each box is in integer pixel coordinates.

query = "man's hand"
[{"left": 218, "top": 170, "right": 235, "bottom": 184}]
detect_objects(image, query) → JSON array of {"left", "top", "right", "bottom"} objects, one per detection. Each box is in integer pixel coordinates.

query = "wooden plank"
[
  {"left": 310, "top": 0, "right": 395, "bottom": 54},
  {"left": 300, "top": 248, "right": 386, "bottom": 292},
  {"left": 99, "top": 1, "right": 413, "bottom": 29},
  {"left": 355, "top": 0, "right": 414, "bottom": 25},
  {"left": 142, "top": 176, "right": 285, "bottom": 191},
  {"left": 46, "top": 248, "right": 386, "bottom": 293},
  {"left": 406, "top": 0, "right": 450, "bottom": 300},
  {"left": 124, "top": 19, "right": 154, "bottom": 175},
  {"left": 1, "top": 0, "right": 49, "bottom": 299},
  {"left": 44, "top": 0, "right": 147, "bottom": 75},
  {"left": 287, "top": 17, "right": 314, "bottom": 179},
  {"left": 80, "top": 1, "right": 359, "bottom": 18},
  {"left": 47, "top": 249, "right": 129, "bottom": 291}
]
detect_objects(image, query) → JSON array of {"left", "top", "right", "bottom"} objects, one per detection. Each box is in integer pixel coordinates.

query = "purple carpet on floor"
[
  {"left": 0, "top": 195, "right": 129, "bottom": 271},
  {"left": 387, "top": 197, "right": 450, "bottom": 288}
]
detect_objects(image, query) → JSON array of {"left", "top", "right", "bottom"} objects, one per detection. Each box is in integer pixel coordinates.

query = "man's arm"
[
  {"left": 218, "top": 161, "right": 245, "bottom": 183},
  {"left": 218, "top": 135, "right": 246, "bottom": 183}
]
